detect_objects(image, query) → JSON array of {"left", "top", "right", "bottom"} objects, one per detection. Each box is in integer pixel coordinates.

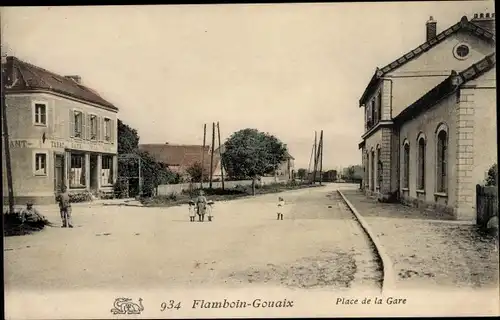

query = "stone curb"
[{"left": 337, "top": 190, "right": 396, "bottom": 294}]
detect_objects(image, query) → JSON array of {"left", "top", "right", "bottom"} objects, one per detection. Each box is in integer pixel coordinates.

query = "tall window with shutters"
[
  {"left": 104, "top": 118, "right": 112, "bottom": 142},
  {"left": 73, "top": 111, "right": 83, "bottom": 138},
  {"left": 90, "top": 115, "right": 98, "bottom": 140},
  {"left": 436, "top": 130, "right": 448, "bottom": 193}
]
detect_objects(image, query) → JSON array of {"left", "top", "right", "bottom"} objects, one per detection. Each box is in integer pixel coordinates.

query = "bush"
[
  {"left": 113, "top": 180, "right": 128, "bottom": 198},
  {"left": 4, "top": 210, "right": 53, "bottom": 236},
  {"left": 486, "top": 163, "right": 497, "bottom": 186},
  {"left": 69, "top": 192, "right": 93, "bottom": 203}
]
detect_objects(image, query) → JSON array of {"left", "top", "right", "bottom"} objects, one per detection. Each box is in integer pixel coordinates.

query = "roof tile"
[
  {"left": 139, "top": 144, "right": 220, "bottom": 173},
  {"left": 4, "top": 56, "right": 117, "bottom": 110}
]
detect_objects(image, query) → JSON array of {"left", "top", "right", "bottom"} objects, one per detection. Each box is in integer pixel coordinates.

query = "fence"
[
  {"left": 156, "top": 176, "right": 282, "bottom": 196},
  {"left": 476, "top": 184, "right": 498, "bottom": 229}
]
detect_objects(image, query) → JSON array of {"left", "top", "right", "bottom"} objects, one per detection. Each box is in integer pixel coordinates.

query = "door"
[{"left": 54, "top": 154, "right": 65, "bottom": 192}]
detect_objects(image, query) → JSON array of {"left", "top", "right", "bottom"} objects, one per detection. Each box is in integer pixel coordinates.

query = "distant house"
[
  {"left": 323, "top": 170, "right": 338, "bottom": 182},
  {"left": 271, "top": 152, "right": 295, "bottom": 181},
  {"left": 138, "top": 143, "right": 223, "bottom": 181}
]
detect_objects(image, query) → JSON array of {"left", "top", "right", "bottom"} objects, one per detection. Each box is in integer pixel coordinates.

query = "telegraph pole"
[
  {"left": 209, "top": 122, "right": 215, "bottom": 189},
  {"left": 1, "top": 54, "right": 14, "bottom": 213},
  {"left": 312, "top": 131, "right": 318, "bottom": 184},
  {"left": 307, "top": 143, "right": 314, "bottom": 176},
  {"left": 319, "top": 130, "right": 324, "bottom": 185},
  {"left": 217, "top": 122, "right": 225, "bottom": 190},
  {"left": 200, "top": 124, "right": 207, "bottom": 189}
]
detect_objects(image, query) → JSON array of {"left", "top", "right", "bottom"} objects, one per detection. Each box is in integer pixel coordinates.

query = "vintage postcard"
[{"left": 2, "top": 2, "right": 498, "bottom": 319}]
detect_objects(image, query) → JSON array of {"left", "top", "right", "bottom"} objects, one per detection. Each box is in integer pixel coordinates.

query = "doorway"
[
  {"left": 54, "top": 154, "right": 65, "bottom": 192},
  {"left": 90, "top": 154, "right": 98, "bottom": 192}
]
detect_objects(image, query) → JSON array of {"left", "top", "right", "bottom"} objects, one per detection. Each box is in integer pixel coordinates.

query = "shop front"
[{"left": 3, "top": 138, "right": 117, "bottom": 205}]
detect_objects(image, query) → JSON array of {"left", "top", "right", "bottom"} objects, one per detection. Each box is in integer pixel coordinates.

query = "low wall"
[{"left": 157, "top": 176, "right": 283, "bottom": 196}]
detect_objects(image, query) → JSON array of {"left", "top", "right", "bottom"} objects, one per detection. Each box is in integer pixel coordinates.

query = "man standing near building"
[{"left": 56, "top": 185, "right": 73, "bottom": 228}]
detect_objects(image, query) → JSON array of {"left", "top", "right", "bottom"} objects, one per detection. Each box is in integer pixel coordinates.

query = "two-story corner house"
[
  {"left": 274, "top": 152, "right": 295, "bottom": 181},
  {"left": 358, "top": 13, "right": 496, "bottom": 221},
  {"left": 2, "top": 56, "right": 119, "bottom": 205}
]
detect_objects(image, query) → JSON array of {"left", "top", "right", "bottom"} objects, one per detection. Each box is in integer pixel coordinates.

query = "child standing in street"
[
  {"left": 277, "top": 197, "right": 285, "bottom": 220},
  {"left": 56, "top": 185, "right": 73, "bottom": 228},
  {"left": 188, "top": 200, "right": 196, "bottom": 222}
]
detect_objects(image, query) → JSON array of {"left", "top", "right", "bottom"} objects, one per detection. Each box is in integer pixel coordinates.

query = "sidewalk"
[{"left": 341, "top": 190, "right": 499, "bottom": 290}]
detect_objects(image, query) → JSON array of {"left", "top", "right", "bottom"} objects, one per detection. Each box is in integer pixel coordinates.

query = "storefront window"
[
  {"left": 70, "top": 153, "right": 86, "bottom": 188},
  {"left": 102, "top": 155, "right": 114, "bottom": 186}
]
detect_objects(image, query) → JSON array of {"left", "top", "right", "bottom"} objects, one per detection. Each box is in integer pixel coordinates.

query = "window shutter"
[
  {"left": 100, "top": 117, "right": 105, "bottom": 142},
  {"left": 85, "top": 113, "right": 90, "bottom": 140},
  {"left": 69, "top": 109, "right": 74, "bottom": 137},
  {"left": 96, "top": 117, "right": 101, "bottom": 141},
  {"left": 110, "top": 119, "right": 115, "bottom": 144},
  {"left": 81, "top": 112, "right": 86, "bottom": 140}
]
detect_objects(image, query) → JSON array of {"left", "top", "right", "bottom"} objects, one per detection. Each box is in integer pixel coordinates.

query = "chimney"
[
  {"left": 471, "top": 12, "right": 495, "bottom": 35},
  {"left": 426, "top": 16, "right": 437, "bottom": 41},
  {"left": 64, "top": 75, "right": 81, "bottom": 84},
  {"left": 2, "top": 56, "right": 18, "bottom": 87}
]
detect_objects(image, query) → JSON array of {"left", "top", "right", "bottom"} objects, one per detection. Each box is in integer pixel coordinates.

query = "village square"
[{"left": 2, "top": 3, "right": 499, "bottom": 318}]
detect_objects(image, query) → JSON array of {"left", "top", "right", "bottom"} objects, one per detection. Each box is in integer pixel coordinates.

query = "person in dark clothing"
[
  {"left": 195, "top": 190, "right": 208, "bottom": 222},
  {"left": 56, "top": 185, "right": 73, "bottom": 228}
]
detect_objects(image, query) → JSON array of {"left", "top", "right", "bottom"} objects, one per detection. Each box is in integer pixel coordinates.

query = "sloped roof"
[
  {"left": 3, "top": 56, "right": 117, "bottom": 111},
  {"left": 139, "top": 143, "right": 219, "bottom": 172},
  {"left": 394, "top": 52, "right": 496, "bottom": 125},
  {"left": 359, "top": 16, "right": 495, "bottom": 106}
]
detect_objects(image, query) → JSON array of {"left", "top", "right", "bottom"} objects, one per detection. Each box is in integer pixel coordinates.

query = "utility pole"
[
  {"left": 1, "top": 55, "right": 14, "bottom": 213},
  {"left": 307, "top": 143, "right": 314, "bottom": 176},
  {"left": 319, "top": 130, "right": 324, "bottom": 185},
  {"left": 217, "top": 122, "right": 225, "bottom": 190},
  {"left": 312, "top": 131, "right": 318, "bottom": 184},
  {"left": 200, "top": 124, "right": 207, "bottom": 189},
  {"left": 209, "top": 122, "right": 215, "bottom": 189}
]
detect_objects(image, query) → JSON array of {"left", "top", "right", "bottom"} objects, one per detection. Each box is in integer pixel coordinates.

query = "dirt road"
[{"left": 4, "top": 183, "right": 381, "bottom": 292}]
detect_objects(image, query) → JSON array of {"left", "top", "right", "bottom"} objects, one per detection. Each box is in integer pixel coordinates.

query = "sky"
[{"left": 1, "top": 1, "right": 494, "bottom": 170}]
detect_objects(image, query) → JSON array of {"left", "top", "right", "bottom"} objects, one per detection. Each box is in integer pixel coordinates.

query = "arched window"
[
  {"left": 370, "top": 148, "right": 375, "bottom": 191},
  {"left": 417, "top": 133, "right": 426, "bottom": 191},
  {"left": 403, "top": 140, "right": 410, "bottom": 189},
  {"left": 436, "top": 129, "right": 448, "bottom": 193},
  {"left": 377, "top": 145, "right": 382, "bottom": 189}
]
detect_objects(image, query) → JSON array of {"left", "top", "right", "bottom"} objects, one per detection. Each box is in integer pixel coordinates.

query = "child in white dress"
[
  {"left": 277, "top": 197, "right": 285, "bottom": 220},
  {"left": 188, "top": 200, "right": 196, "bottom": 222}
]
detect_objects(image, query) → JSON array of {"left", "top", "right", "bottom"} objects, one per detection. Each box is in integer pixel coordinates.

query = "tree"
[
  {"left": 486, "top": 163, "right": 497, "bottom": 186},
  {"left": 345, "top": 166, "right": 356, "bottom": 181},
  {"left": 297, "top": 168, "right": 307, "bottom": 180},
  {"left": 116, "top": 119, "right": 175, "bottom": 197},
  {"left": 222, "top": 128, "right": 288, "bottom": 195},
  {"left": 186, "top": 161, "right": 210, "bottom": 183},
  {"left": 117, "top": 120, "right": 140, "bottom": 154}
]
